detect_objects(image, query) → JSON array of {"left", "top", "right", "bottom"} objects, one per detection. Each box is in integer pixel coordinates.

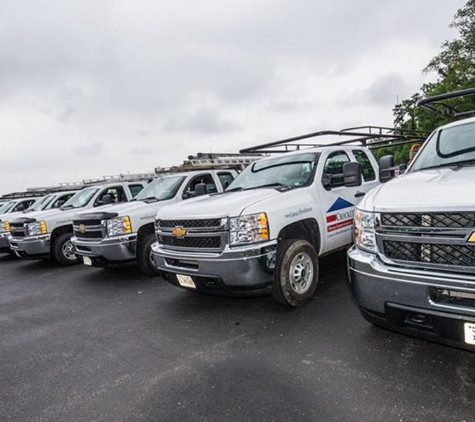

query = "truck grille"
[
  {"left": 381, "top": 212, "right": 475, "bottom": 229},
  {"left": 73, "top": 220, "right": 105, "bottom": 241},
  {"left": 378, "top": 211, "right": 475, "bottom": 273},
  {"left": 158, "top": 235, "right": 222, "bottom": 249},
  {"left": 156, "top": 218, "right": 227, "bottom": 251},
  {"left": 10, "top": 223, "right": 27, "bottom": 238},
  {"left": 156, "top": 218, "right": 223, "bottom": 229},
  {"left": 384, "top": 241, "right": 475, "bottom": 268}
]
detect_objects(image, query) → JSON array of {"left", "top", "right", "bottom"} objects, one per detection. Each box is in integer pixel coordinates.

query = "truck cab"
[
  {"left": 151, "top": 126, "right": 418, "bottom": 306},
  {"left": 9, "top": 176, "right": 151, "bottom": 265},
  {"left": 71, "top": 168, "right": 238, "bottom": 275},
  {"left": 348, "top": 88, "right": 475, "bottom": 351}
]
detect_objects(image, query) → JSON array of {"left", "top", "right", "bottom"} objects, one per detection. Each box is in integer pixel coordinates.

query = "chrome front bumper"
[
  {"left": 151, "top": 240, "right": 277, "bottom": 291},
  {"left": 71, "top": 234, "right": 137, "bottom": 263},
  {"left": 9, "top": 234, "right": 51, "bottom": 258},
  {"left": 0, "top": 232, "right": 10, "bottom": 252},
  {"left": 347, "top": 246, "right": 475, "bottom": 350}
]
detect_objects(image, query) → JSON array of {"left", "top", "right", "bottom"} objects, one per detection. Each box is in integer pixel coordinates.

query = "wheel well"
[
  {"left": 277, "top": 219, "right": 320, "bottom": 254},
  {"left": 50, "top": 225, "right": 73, "bottom": 252},
  {"left": 138, "top": 222, "right": 155, "bottom": 240}
]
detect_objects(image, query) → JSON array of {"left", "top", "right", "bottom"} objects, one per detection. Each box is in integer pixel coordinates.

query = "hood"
[
  {"left": 0, "top": 210, "right": 29, "bottom": 222},
  {"left": 361, "top": 166, "right": 475, "bottom": 212},
  {"left": 8, "top": 208, "right": 64, "bottom": 223},
  {"left": 157, "top": 189, "right": 282, "bottom": 219},
  {"left": 74, "top": 200, "right": 173, "bottom": 220}
]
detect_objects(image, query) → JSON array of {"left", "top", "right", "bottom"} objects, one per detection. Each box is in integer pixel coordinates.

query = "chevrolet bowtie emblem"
[
  {"left": 78, "top": 224, "right": 86, "bottom": 234},
  {"left": 467, "top": 232, "right": 475, "bottom": 243},
  {"left": 172, "top": 227, "right": 187, "bottom": 238}
]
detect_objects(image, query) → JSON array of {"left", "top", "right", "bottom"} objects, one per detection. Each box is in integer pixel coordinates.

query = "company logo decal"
[
  {"left": 172, "top": 227, "right": 187, "bottom": 238},
  {"left": 78, "top": 224, "right": 86, "bottom": 233},
  {"left": 467, "top": 232, "right": 475, "bottom": 243},
  {"left": 326, "top": 197, "right": 354, "bottom": 233}
]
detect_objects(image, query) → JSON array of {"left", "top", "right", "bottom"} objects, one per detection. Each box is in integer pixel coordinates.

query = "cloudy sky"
[{"left": 0, "top": 0, "right": 467, "bottom": 193}]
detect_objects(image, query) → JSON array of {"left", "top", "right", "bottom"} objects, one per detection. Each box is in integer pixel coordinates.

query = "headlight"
[
  {"left": 0, "top": 221, "right": 10, "bottom": 233},
  {"left": 230, "top": 213, "right": 269, "bottom": 245},
  {"left": 27, "top": 221, "right": 48, "bottom": 236},
  {"left": 354, "top": 210, "right": 376, "bottom": 253},
  {"left": 106, "top": 216, "right": 132, "bottom": 237}
]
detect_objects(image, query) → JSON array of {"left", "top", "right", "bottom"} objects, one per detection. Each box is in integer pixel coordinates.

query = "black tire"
[
  {"left": 271, "top": 239, "right": 319, "bottom": 307},
  {"left": 52, "top": 232, "right": 80, "bottom": 266},
  {"left": 137, "top": 233, "right": 161, "bottom": 276}
]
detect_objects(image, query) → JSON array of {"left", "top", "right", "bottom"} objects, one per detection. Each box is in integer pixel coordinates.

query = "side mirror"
[
  {"left": 379, "top": 155, "right": 395, "bottom": 183},
  {"left": 343, "top": 162, "right": 362, "bottom": 187},
  {"left": 194, "top": 183, "right": 207, "bottom": 197},
  {"left": 102, "top": 194, "right": 114, "bottom": 205},
  {"left": 322, "top": 174, "right": 332, "bottom": 189},
  {"left": 56, "top": 199, "right": 66, "bottom": 208}
]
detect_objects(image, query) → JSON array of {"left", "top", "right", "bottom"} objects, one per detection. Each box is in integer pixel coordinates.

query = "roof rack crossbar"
[
  {"left": 417, "top": 87, "right": 475, "bottom": 118},
  {"left": 240, "top": 126, "right": 427, "bottom": 154}
]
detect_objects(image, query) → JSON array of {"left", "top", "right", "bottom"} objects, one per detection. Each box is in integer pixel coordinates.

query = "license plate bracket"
[
  {"left": 83, "top": 256, "right": 92, "bottom": 266},
  {"left": 464, "top": 322, "right": 475, "bottom": 345},
  {"left": 176, "top": 274, "right": 196, "bottom": 289}
]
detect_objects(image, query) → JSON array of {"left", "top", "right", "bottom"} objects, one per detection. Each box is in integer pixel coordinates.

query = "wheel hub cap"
[{"left": 289, "top": 252, "right": 314, "bottom": 294}]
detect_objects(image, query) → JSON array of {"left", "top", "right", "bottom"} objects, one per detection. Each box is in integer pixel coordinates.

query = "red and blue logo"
[{"left": 326, "top": 198, "right": 354, "bottom": 233}]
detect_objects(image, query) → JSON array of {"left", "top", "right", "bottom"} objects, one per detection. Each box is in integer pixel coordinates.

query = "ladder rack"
[
  {"left": 417, "top": 87, "right": 475, "bottom": 119},
  {"left": 240, "top": 125, "right": 427, "bottom": 154},
  {"left": 155, "top": 155, "right": 262, "bottom": 174}
]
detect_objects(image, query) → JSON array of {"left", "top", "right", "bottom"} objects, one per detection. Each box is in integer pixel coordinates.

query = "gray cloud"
[{"left": 0, "top": 0, "right": 467, "bottom": 193}]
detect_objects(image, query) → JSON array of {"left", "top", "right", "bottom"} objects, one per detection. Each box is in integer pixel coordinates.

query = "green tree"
[{"left": 392, "top": 0, "right": 475, "bottom": 156}]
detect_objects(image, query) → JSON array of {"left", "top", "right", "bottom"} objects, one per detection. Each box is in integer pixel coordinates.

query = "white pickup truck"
[
  {"left": 151, "top": 127, "right": 423, "bottom": 306},
  {"left": 9, "top": 176, "right": 151, "bottom": 265},
  {"left": 348, "top": 88, "right": 475, "bottom": 351},
  {"left": 71, "top": 169, "right": 238, "bottom": 275}
]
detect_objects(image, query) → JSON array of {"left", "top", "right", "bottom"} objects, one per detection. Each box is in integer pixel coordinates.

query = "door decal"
[{"left": 326, "top": 197, "right": 354, "bottom": 233}]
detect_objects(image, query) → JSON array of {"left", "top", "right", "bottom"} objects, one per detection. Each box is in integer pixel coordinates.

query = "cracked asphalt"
[{"left": 1, "top": 251, "right": 474, "bottom": 422}]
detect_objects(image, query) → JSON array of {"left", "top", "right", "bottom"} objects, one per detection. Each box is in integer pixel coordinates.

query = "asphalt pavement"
[{"left": 1, "top": 251, "right": 474, "bottom": 422}]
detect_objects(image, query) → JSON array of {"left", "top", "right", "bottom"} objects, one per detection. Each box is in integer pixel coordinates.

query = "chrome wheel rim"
[
  {"left": 62, "top": 240, "right": 77, "bottom": 261},
  {"left": 289, "top": 252, "right": 314, "bottom": 294},
  {"left": 266, "top": 250, "right": 276, "bottom": 270}
]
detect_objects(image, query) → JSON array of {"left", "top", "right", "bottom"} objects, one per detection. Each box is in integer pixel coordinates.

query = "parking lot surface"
[{"left": 1, "top": 251, "right": 475, "bottom": 422}]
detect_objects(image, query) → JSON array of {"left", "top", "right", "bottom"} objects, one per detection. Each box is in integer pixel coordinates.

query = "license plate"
[
  {"left": 176, "top": 274, "right": 196, "bottom": 289},
  {"left": 83, "top": 256, "right": 92, "bottom": 266},
  {"left": 464, "top": 322, "right": 475, "bottom": 345}
]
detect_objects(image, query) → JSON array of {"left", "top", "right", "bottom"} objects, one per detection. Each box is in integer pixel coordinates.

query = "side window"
[
  {"left": 13, "top": 200, "right": 34, "bottom": 212},
  {"left": 217, "top": 172, "right": 235, "bottom": 190},
  {"left": 352, "top": 150, "right": 376, "bottom": 181},
  {"left": 94, "top": 186, "right": 127, "bottom": 207},
  {"left": 182, "top": 174, "right": 217, "bottom": 199},
  {"left": 51, "top": 193, "right": 75, "bottom": 209},
  {"left": 322, "top": 151, "right": 350, "bottom": 188},
  {"left": 129, "top": 184, "right": 144, "bottom": 198}
]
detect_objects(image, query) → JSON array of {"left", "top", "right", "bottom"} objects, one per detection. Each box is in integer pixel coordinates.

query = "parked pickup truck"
[
  {"left": 348, "top": 88, "right": 475, "bottom": 351},
  {"left": 9, "top": 176, "right": 151, "bottom": 265},
  {"left": 71, "top": 169, "right": 238, "bottom": 275},
  {"left": 0, "top": 196, "right": 47, "bottom": 254},
  {"left": 151, "top": 126, "right": 421, "bottom": 306}
]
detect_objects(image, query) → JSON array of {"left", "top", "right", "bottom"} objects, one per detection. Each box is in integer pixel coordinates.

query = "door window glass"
[
  {"left": 322, "top": 152, "right": 350, "bottom": 188},
  {"left": 352, "top": 150, "right": 376, "bottom": 181},
  {"left": 183, "top": 174, "right": 217, "bottom": 199}
]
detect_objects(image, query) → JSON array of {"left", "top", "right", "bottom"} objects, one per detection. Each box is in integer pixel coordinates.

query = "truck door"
[{"left": 318, "top": 150, "right": 362, "bottom": 251}]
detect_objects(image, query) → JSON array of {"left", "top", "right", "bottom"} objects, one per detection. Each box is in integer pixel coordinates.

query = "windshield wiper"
[
  {"left": 225, "top": 187, "right": 244, "bottom": 193},
  {"left": 140, "top": 197, "right": 161, "bottom": 203},
  {"left": 419, "top": 159, "right": 475, "bottom": 171},
  {"left": 252, "top": 183, "right": 291, "bottom": 191},
  {"left": 60, "top": 205, "right": 74, "bottom": 210}
]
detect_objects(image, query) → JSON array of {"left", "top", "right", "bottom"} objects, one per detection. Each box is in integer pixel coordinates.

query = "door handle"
[{"left": 354, "top": 191, "right": 365, "bottom": 198}]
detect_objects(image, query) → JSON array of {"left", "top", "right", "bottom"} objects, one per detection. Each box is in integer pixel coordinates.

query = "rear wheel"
[
  {"left": 52, "top": 232, "right": 80, "bottom": 266},
  {"left": 137, "top": 233, "right": 161, "bottom": 276},
  {"left": 271, "top": 239, "right": 319, "bottom": 307}
]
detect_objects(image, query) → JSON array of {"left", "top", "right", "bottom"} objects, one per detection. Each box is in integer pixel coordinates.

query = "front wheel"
[
  {"left": 52, "top": 232, "right": 80, "bottom": 266},
  {"left": 271, "top": 239, "right": 319, "bottom": 307},
  {"left": 137, "top": 233, "right": 161, "bottom": 276}
]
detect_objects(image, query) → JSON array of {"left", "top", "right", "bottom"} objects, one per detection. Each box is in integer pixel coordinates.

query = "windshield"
[
  {"left": 411, "top": 121, "right": 475, "bottom": 171},
  {"left": 226, "top": 153, "right": 318, "bottom": 191},
  {"left": 135, "top": 176, "right": 185, "bottom": 201},
  {"left": 28, "top": 195, "right": 54, "bottom": 211},
  {"left": 61, "top": 188, "right": 99, "bottom": 209},
  {"left": 0, "top": 201, "right": 15, "bottom": 214}
]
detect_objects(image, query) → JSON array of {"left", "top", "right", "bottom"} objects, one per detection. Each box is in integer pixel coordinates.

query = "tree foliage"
[{"left": 383, "top": 0, "right": 475, "bottom": 164}]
